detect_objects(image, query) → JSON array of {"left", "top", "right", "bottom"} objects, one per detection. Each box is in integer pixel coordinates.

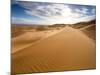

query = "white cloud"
[
  {"left": 91, "top": 8, "right": 96, "bottom": 14},
  {"left": 12, "top": 17, "right": 35, "bottom": 24},
  {"left": 12, "top": 17, "right": 50, "bottom": 25},
  {"left": 18, "top": 2, "right": 95, "bottom": 24},
  {"left": 74, "top": 7, "right": 88, "bottom": 15}
]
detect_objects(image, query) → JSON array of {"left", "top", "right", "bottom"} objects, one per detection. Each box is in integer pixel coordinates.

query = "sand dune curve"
[{"left": 12, "top": 26, "right": 96, "bottom": 74}]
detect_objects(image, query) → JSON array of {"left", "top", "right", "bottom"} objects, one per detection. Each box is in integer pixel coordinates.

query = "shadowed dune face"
[
  {"left": 71, "top": 20, "right": 96, "bottom": 40},
  {"left": 82, "top": 25, "right": 96, "bottom": 40},
  {"left": 11, "top": 26, "right": 96, "bottom": 74}
]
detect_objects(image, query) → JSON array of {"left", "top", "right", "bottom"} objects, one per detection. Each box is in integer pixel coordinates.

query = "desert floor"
[{"left": 11, "top": 25, "right": 96, "bottom": 74}]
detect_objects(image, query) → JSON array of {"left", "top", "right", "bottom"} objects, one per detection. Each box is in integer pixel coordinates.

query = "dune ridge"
[
  {"left": 12, "top": 26, "right": 96, "bottom": 74},
  {"left": 12, "top": 27, "right": 67, "bottom": 54}
]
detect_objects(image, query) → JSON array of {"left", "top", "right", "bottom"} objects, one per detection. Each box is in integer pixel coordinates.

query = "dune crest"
[{"left": 12, "top": 26, "right": 96, "bottom": 74}]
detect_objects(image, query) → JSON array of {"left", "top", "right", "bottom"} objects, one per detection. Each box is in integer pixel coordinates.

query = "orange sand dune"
[
  {"left": 12, "top": 26, "right": 96, "bottom": 74},
  {"left": 12, "top": 28, "right": 65, "bottom": 53}
]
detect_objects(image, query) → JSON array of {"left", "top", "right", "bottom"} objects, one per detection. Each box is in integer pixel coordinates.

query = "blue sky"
[{"left": 11, "top": 0, "right": 96, "bottom": 25}]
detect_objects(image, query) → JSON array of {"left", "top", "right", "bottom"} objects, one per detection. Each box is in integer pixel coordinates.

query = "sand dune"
[
  {"left": 12, "top": 26, "right": 96, "bottom": 74},
  {"left": 12, "top": 27, "right": 66, "bottom": 53},
  {"left": 12, "top": 31, "right": 45, "bottom": 53},
  {"left": 81, "top": 24, "right": 96, "bottom": 40},
  {"left": 79, "top": 24, "right": 95, "bottom": 30}
]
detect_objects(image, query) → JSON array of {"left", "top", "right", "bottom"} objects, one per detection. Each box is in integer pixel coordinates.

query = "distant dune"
[
  {"left": 71, "top": 20, "right": 96, "bottom": 40},
  {"left": 12, "top": 25, "right": 96, "bottom": 74}
]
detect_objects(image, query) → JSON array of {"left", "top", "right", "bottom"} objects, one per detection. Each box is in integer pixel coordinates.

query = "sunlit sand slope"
[
  {"left": 12, "top": 28, "right": 65, "bottom": 53},
  {"left": 12, "top": 26, "right": 96, "bottom": 74}
]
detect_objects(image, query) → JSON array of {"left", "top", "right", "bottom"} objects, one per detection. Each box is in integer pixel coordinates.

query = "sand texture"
[{"left": 12, "top": 26, "right": 96, "bottom": 74}]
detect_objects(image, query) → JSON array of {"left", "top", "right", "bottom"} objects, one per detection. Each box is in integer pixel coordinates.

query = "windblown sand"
[{"left": 11, "top": 26, "right": 96, "bottom": 74}]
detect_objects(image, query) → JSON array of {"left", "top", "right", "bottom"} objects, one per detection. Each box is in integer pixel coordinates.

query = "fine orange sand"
[
  {"left": 12, "top": 26, "right": 96, "bottom": 74},
  {"left": 12, "top": 28, "right": 65, "bottom": 53}
]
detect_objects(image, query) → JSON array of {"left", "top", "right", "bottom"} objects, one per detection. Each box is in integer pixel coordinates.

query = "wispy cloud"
[
  {"left": 13, "top": 1, "right": 96, "bottom": 24},
  {"left": 12, "top": 17, "right": 36, "bottom": 24}
]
